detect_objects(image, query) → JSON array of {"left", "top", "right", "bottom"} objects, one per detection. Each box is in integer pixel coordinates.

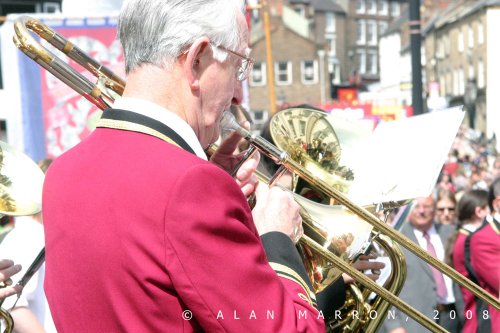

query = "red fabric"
[
  {"left": 43, "top": 128, "right": 325, "bottom": 332},
  {"left": 469, "top": 222, "right": 500, "bottom": 329},
  {"left": 453, "top": 231, "right": 478, "bottom": 332}
]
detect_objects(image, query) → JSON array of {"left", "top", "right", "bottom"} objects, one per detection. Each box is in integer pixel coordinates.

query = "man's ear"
[{"left": 184, "top": 37, "right": 210, "bottom": 91}]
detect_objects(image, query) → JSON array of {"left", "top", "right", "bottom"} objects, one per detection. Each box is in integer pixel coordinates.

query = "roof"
[
  {"left": 434, "top": 0, "right": 500, "bottom": 30},
  {"left": 288, "top": 0, "right": 345, "bottom": 13}
]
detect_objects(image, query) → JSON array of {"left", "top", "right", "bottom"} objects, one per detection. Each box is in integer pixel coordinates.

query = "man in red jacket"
[
  {"left": 464, "top": 177, "right": 500, "bottom": 332},
  {"left": 42, "top": 0, "right": 328, "bottom": 332}
]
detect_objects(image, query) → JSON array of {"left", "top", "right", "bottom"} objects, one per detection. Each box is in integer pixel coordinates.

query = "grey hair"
[{"left": 118, "top": 0, "right": 246, "bottom": 73}]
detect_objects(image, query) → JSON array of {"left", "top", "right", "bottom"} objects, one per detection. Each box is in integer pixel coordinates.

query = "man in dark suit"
[
  {"left": 383, "top": 196, "right": 463, "bottom": 333},
  {"left": 41, "top": 0, "right": 329, "bottom": 332}
]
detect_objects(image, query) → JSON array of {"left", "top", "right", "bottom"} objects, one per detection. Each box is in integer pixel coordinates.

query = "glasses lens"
[{"left": 238, "top": 59, "right": 253, "bottom": 81}]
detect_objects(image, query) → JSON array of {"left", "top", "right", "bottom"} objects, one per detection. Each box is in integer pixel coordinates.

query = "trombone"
[{"left": 12, "top": 15, "right": 500, "bottom": 333}]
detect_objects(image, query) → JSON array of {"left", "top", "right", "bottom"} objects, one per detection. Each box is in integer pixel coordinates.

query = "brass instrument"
[
  {"left": 0, "top": 141, "right": 45, "bottom": 333},
  {"left": 267, "top": 107, "right": 407, "bottom": 332},
  {"left": 13, "top": 15, "right": 500, "bottom": 333}
]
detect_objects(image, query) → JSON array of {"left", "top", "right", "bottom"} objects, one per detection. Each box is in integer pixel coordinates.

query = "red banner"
[
  {"left": 39, "top": 20, "right": 125, "bottom": 157},
  {"left": 320, "top": 102, "right": 413, "bottom": 126}
]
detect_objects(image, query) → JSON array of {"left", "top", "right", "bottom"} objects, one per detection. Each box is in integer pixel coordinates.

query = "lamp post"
[
  {"left": 464, "top": 79, "right": 477, "bottom": 129},
  {"left": 409, "top": 0, "right": 423, "bottom": 115}
]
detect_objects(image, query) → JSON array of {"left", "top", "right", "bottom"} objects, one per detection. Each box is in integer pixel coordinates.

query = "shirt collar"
[
  {"left": 413, "top": 223, "right": 438, "bottom": 239},
  {"left": 112, "top": 97, "right": 207, "bottom": 160}
]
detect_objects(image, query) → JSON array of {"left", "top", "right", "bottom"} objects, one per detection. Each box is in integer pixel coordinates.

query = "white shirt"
[
  {"left": 112, "top": 97, "right": 208, "bottom": 160},
  {"left": 0, "top": 216, "right": 56, "bottom": 333},
  {"left": 413, "top": 224, "right": 455, "bottom": 304}
]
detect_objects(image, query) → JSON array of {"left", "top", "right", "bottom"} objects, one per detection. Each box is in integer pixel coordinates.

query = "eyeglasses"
[
  {"left": 436, "top": 207, "right": 455, "bottom": 212},
  {"left": 212, "top": 44, "right": 254, "bottom": 81}
]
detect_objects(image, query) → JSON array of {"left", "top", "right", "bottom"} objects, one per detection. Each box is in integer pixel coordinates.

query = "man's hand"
[
  {"left": 210, "top": 121, "right": 260, "bottom": 197},
  {"left": 342, "top": 252, "right": 386, "bottom": 284},
  {"left": 0, "top": 259, "right": 22, "bottom": 300},
  {"left": 252, "top": 185, "right": 303, "bottom": 243}
]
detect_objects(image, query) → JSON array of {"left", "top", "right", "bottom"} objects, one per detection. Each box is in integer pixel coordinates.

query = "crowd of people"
[
  {"left": 379, "top": 128, "right": 499, "bottom": 333},
  {"left": 1, "top": 0, "right": 499, "bottom": 332}
]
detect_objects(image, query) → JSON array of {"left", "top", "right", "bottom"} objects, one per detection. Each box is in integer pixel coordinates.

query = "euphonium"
[
  {"left": 13, "top": 15, "right": 500, "bottom": 333},
  {"left": 263, "top": 107, "right": 408, "bottom": 332}
]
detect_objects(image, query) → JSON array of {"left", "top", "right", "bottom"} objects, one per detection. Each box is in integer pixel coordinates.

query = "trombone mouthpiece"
[{"left": 220, "top": 111, "right": 249, "bottom": 137}]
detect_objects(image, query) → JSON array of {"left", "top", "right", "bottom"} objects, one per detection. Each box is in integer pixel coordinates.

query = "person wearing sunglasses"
[{"left": 435, "top": 189, "right": 458, "bottom": 225}]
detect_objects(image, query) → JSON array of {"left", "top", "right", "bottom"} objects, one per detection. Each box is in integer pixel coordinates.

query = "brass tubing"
[
  {"left": 254, "top": 168, "right": 446, "bottom": 332},
  {"left": 301, "top": 235, "right": 447, "bottom": 333},
  {"left": 363, "top": 236, "right": 407, "bottom": 333},
  {"left": 0, "top": 307, "right": 13, "bottom": 333},
  {"left": 233, "top": 119, "right": 499, "bottom": 312}
]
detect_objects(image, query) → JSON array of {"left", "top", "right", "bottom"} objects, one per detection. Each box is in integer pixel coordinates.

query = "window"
[
  {"left": 468, "top": 25, "right": 474, "bottom": 49},
  {"left": 458, "top": 67, "right": 465, "bottom": 95},
  {"left": 367, "top": 20, "right": 377, "bottom": 45},
  {"left": 378, "top": 21, "right": 388, "bottom": 35},
  {"left": 301, "top": 60, "right": 318, "bottom": 84},
  {"left": 437, "top": 39, "right": 445, "bottom": 59},
  {"left": 439, "top": 74, "right": 446, "bottom": 96},
  {"left": 446, "top": 71, "right": 452, "bottom": 95},
  {"left": 478, "top": 22, "right": 484, "bottom": 44},
  {"left": 43, "top": 2, "right": 61, "bottom": 13},
  {"left": 356, "top": 20, "right": 366, "bottom": 45},
  {"left": 458, "top": 30, "right": 464, "bottom": 53},
  {"left": 477, "top": 59, "right": 485, "bottom": 88},
  {"left": 468, "top": 62, "right": 474, "bottom": 80},
  {"left": 275, "top": 61, "right": 292, "bottom": 85},
  {"left": 367, "top": 0, "right": 376, "bottom": 15},
  {"left": 356, "top": 0, "right": 365, "bottom": 14},
  {"left": 390, "top": 1, "right": 400, "bottom": 17},
  {"left": 325, "top": 13, "right": 335, "bottom": 33},
  {"left": 294, "top": 7, "right": 305, "bottom": 17},
  {"left": 356, "top": 49, "right": 366, "bottom": 74},
  {"left": 250, "top": 62, "right": 266, "bottom": 86},
  {"left": 367, "top": 50, "right": 378, "bottom": 75},
  {"left": 378, "top": 0, "right": 388, "bottom": 15},
  {"left": 326, "top": 35, "right": 336, "bottom": 56}
]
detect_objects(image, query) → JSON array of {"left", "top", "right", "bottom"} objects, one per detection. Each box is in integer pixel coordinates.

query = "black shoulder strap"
[
  {"left": 464, "top": 229, "right": 479, "bottom": 285},
  {"left": 464, "top": 220, "right": 492, "bottom": 332},
  {"left": 99, "top": 108, "right": 196, "bottom": 155}
]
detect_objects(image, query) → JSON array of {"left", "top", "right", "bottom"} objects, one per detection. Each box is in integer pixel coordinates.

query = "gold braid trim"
[
  {"left": 96, "top": 119, "right": 180, "bottom": 148},
  {"left": 269, "top": 262, "right": 317, "bottom": 307},
  {"left": 458, "top": 228, "right": 471, "bottom": 236}
]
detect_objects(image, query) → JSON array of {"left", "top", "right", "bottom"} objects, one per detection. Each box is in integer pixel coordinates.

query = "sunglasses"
[{"left": 436, "top": 207, "right": 455, "bottom": 212}]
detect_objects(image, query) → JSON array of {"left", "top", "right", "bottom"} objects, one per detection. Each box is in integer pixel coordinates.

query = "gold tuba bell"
[{"left": 12, "top": 15, "right": 500, "bottom": 333}]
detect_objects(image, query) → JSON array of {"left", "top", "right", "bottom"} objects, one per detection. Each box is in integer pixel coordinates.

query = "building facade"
[{"left": 423, "top": 0, "right": 500, "bottom": 137}]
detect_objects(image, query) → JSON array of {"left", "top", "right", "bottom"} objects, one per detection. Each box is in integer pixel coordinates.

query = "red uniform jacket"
[
  {"left": 465, "top": 217, "right": 500, "bottom": 332},
  {"left": 42, "top": 110, "right": 325, "bottom": 332}
]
